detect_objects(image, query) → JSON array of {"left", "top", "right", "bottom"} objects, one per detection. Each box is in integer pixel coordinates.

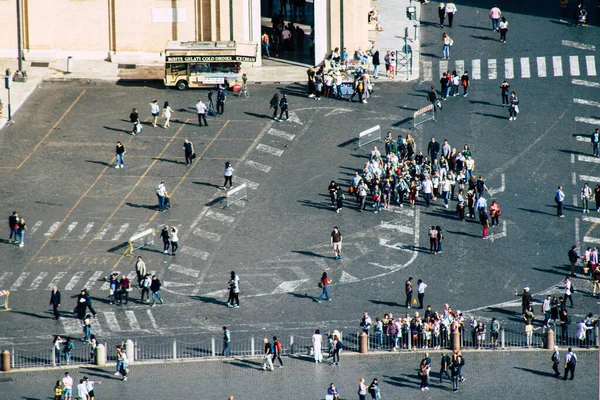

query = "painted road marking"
[
  {"left": 584, "top": 236, "right": 600, "bottom": 244},
  {"left": 579, "top": 174, "right": 600, "bottom": 183},
  {"left": 146, "top": 309, "right": 160, "bottom": 331},
  {"left": 133, "top": 223, "right": 148, "bottom": 235},
  {"left": 61, "top": 318, "right": 84, "bottom": 335},
  {"left": 576, "top": 136, "right": 591, "bottom": 142},
  {"left": 439, "top": 60, "right": 448, "bottom": 79},
  {"left": 168, "top": 264, "right": 200, "bottom": 278},
  {"left": 537, "top": 57, "right": 547, "bottom": 77},
  {"left": 387, "top": 205, "right": 415, "bottom": 217},
  {"left": 10, "top": 272, "right": 30, "bottom": 290},
  {"left": 30, "top": 221, "right": 43, "bottom": 235},
  {"left": 488, "top": 59, "right": 497, "bottom": 80},
  {"left": 569, "top": 56, "right": 580, "bottom": 76},
  {"left": 180, "top": 246, "right": 209, "bottom": 260},
  {"left": 422, "top": 60, "right": 432, "bottom": 81},
  {"left": 486, "top": 220, "right": 507, "bottom": 242},
  {"left": 573, "top": 98, "right": 600, "bottom": 108},
  {"left": 267, "top": 128, "right": 295, "bottom": 141},
  {"left": 271, "top": 279, "right": 309, "bottom": 294},
  {"left": 339, "top": 271, "right": 360, "bottom": 284},
  {"left": 575, "top": 117, "right": 600, "bottom": 125},
  {"left": 64, "top": 271, "right": 86, "bottom": 291},
  {"left": 205, "top": 210, "right": 235, "bottom": 224},
  {"left": 582, "top": 216, "right": 600, "bottom": 224},
  {"left": 234, "top": 176, "right": 259, "bottom": 190},
  {"left": 488, "top": 173, "right": 506, "bottom": 196},
  {"left": 0, "top": 272, "right": 12, "bottom": 286},
  {"left": 290, "top": 265, "right": 310, "bottom": 280},
  {"left": 586, "top": 56, "right": 597, "bottom": 76},
  {"left": 256, "top": 144, "right": 283, "bottom": 157},
  {"left": 504, "top": 58, "right": 514, "bottom": 79},
  {"left": 287, "top": 111, "right": 303, "bottom": 125},
  {"left": 63, "top": 222, "right": 79, "bottom": 238},
  {"left": 553, "top": 56, "right": 563, "bottom": 77},
  {"left": 45, "top": 222, "right": 60, "bottom": 237},
  {"left": 472, "top": 59, "right": 481, "bottom": 80},
  {"left": 245, "top": 160, "right": 271, "bottom": 173},
  {"left": 47, "top": 272, "right": 67, "bottom": 290},
  {"left": 572, "top": 172, "right": 577, "bottom": 184},
  {"left": 94, "top": 223, "right": 112, "bottom": 240},
  {"left": 520, "top": 57, "right": 530, "bottom": 78},
  {"left": 103, "top": 312, "right": 121, "bottom": 331},
  {"left": 83, "top": 271, "right": 104, "bottom": 290},
  {"left": 78, "top": 222, "right": 95, "bottom": 240},
  {"left": 572, "top": 79, "right": 600, "bottom": 88},
  {"left": 579, "top": 155, "right": 600, "bottom": 164},
  {"left": 111, "top": 223, "right": 129, "bottom": 241},
  {"left": 192, "top": 228, "right": 221, "bottom": 242},
  {"left": 380, "top": 222, "right": 413, "bottom": 235},
  {"left": 28, "top": 272, "right": 48, "bottom": 290},
  {"left": 562, "top": 40, "right": 596, "bottom": 51},
  {"left": 455, "top": 60, "right": 464, "bottom": 74},
  {"left": 125, "top": 310, "right": 141, "bottom": 330}
]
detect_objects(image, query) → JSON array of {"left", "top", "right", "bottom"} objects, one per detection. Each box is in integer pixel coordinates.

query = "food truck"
[{"left": 163, "top": 41, "right": 257, "bottom": 90}]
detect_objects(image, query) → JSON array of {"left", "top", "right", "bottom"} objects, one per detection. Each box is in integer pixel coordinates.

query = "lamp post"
[
  {"left": 5, "top": 68, "right": 14, "bottom": 124},
  {"left": 14, "top": 0, "right": 27, "bottom": 82}
]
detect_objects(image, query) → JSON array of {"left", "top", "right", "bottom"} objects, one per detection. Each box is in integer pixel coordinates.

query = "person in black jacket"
[
  {"left": 49, "top": 286, "right": 61, "bottom": 320},
  {"left": 428, "top": 86, "right": 440, "bottom": 112},
  {"left": 372, "top": 50, "right": 381, "bottom": 79},
  {"left": 150, "top": 275, "right": 164, "bottom": 306},
  {"left": 278, "top": 95, "right": 289, "bottom": 121}
]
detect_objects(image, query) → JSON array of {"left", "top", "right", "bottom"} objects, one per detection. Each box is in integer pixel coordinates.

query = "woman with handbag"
[
  {"left": 316, "top": 272, "right": 332, "bottom": 302},
  {"left": 489, "top": 200, "right": 501, "bottom": 227}
]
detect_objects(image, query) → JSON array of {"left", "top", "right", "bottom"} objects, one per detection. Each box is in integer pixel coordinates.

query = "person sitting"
[
  {"left": 330, "top": 47, "right": 341, "bottom": 66},
  {"left": 355, "top": 47, "right": 369, "bottom": 66}
]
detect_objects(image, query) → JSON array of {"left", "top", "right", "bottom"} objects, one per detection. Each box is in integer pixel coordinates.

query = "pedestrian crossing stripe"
[
  {"left": 421, "top": 55, "right": 597, "bottom": 80},
  {"left": 60, "top": 310, "right": 151, "bottom": 335}
]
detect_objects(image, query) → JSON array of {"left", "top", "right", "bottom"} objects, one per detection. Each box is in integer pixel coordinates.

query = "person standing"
[
  {"left": 140, "top": 273, "right": 151, "bottom": 303},
  {"left": 556, "top": 185, "right": 566, "bottom": 217},
  {"left": 592, "top": 128, "right": 600, "bottom": 157},
  {"left": 162, "top": 101, "right": 174, "bottom": 128},
  {"left": 490, "top": 4, "right": 502, "bottom": 31},
  {"left": 581, "top": 182, "right": 592, "bottom": 213},
  {"left": 498, "top": 17, "right": 508, "bottom": 43},
  {"left": 360, "top": 311, "right": 372, "bottom": 335},
  {"left": 278, "top": 94, "right": 289, "bottom": 121},
  {"left": 156, "top": 182, "right": 167, "bottom": 212},
  {"left": 115, "top": 141, "right": 125, "bottom": 169},
  {"left": 76, "top": 378, "right": 88, "bottom": 400},
  {"left": 405, "top": 277, "right": 414, "bottom": 308},
  {"left": 84, "top": 376, "right": 100, "bottom": 400},
  {"left": 160, "top": 226, "right": 170, "bottom": 254},
  {"left": 119, "top": 347, "right": 129, "bottom": 381},
  {"left": 384, "top": 50, "right": 395, "bottom": 80},
  {"left": 500, "top": 80, "right": 510, "bottom": 106},
  {"left": 272, "top": 336, "right": 284, "bottom": 368},
  {"left": 222, "top": 326, "right": 231, "bottom": 357},
  {"left": 563, "top": 347, "right": 577, "bottom": 380},
  {"left": 327, "top": 383, "right": 340, "bottom": 399},
  {"left": 54, "top": 380, "right": 64, "bottom": 400},
  {"left": 150, "top": 100, "right": 160, "bottom": 127},
  {"left": 262, "top": 338, "right": 274, "bottom": 371},
  {"left": 475, "top": 321, "right": 486, "bottom": 349},
  {"left": 312, "top": 329, "right": 323, "bottom": 363},
  {"left": 551, "top": 346, "right": 561, "bottom": 377},
  {"left": 183, "top": 138, "right": 194, "bottom": 166},
  {"left": 75, "top": 289, "right": 89, "bottom": 320},
  {"left": 481, "top": 211, "right": 490, "bottom": 239},
  {"left": 16, "top": 217, "right": 27, "bottom": 247},
  {"left": 129, "top": 108, "right": 140, "bottom": 135},
  {"left": 593, "top": 267, "right": 600, "bottom": 298},
  {"left": 223, "top": 161, "right": 234, "bottom": 189},
  {"left": 461, "top": 71, "right": 470, "bottom": 97},
  {"left": 216, "top": 89, "right": 227, "bottom": 114},
  {"left": 564, "top": 276, "right": 574, "bottom": 307},
  {"left": 419, "top": 358, "right": 431, "bottom": 391},
  {"left": 358, "top": 378, "right": 368, "bottom": 400},
  {"left": 317, "top": 271, "right": 332, "bottom": 302},
  {"left": 372, "top": 50, "right": 380, "bottom": 79},
  {"left": 119, "top": 275, "right": 131, "bottom": 305},
  {"left": 442, "top": 33, "right": 452, "bottom": 60},
  {"left": 49, "top": 286, "right": 61, "bottom": 320},
  {"left": 170, "top": 226, "right": 179, "bottom": 256},
  {"left": 195, "top": 99, "right": 208, "bottom": 127},
  {"left": 568, "top": 246, "right": 582, "bottom": 276},
  {"left": 489, "top": 200, "right": 501, "bottom": 227},
  {"left": 445, "top": 0, "right": 457, "bottom": 27},
  {"left": 332, "top": 334, "right": 342, "bottom": 366},
  {"left": 62, "top": 371, "right": 74, "bottom": 400},
  {"left": 438, "top": 3, "right": 446, "bottom": 28},
  {"left": 417, "top": 279, "right": 427, "bottom": 309},
  {"left": 439, "top": 352, "right": 452, "bottom": 383},
  {"left": 422, "top": 176, "right": 433, "bottom": 207},
  {"left": 150, "top": 275, "right": 164, "bottom": 306},
  {"left": 490, "top": 318, "right": 500, "bottom": 348},
  {"left": 508, "top": 91, "right": 519, "bottom": 120},
  {"left": 8, "top": 211, "right": 19, "bottom": 243},
  {"left": 270, "top": 93, "right": 279, "bottom": 120},
  {"left": 428, "top": 226, "right": 438, "bottom": 254},
  {"left": 542, "top": 295, "right": 552, "bottom": 327},
  {"left": 330, "top": 227, "right": 342, "bottom": 260},
  {"left": 227, "top": 271, "right": 240, "bottom": 308},
  {"left": 135, "top": 256, "right": 146, "bottom": 288}
]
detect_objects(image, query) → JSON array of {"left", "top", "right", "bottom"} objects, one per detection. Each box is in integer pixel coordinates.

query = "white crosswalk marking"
[
  {"left": 205, "top": 210, "right": 235, "bottom": 224},
  {"left": 125, "top": 310, "right": 141, "bottom": 330},
  {"left": 520, "top": 58, "right": 530, "bottom": 78},
  {"left": 103, "top": 312, "right": 122, "bottom": 331},
  {"left": 133, "top": 223, "right": 148, "bottom": 235},
  {"left": 168, "top": 264, "right": 201, "bottom": 278},
  {"left": 30, "top": 221, "right": 43, "bottom": 235},
  {"left": 47, "top": 272, "right": 67, "bottom": 290},
  {"left": 245, "top": 160, "right": 271, "bottom": 173},
  {"left": 78, "top": 222, "right": 95, "bottom": 240},
  {"left": 472, "top": 59, "right": 481, "bottom": 80},
  {"left": 28, "top": 272, "right": 48, "bottom": 290},
  {"left": 422, "top": 60, "right": 432, "bottom": 81},
  {"left": 256, "top": 144, "right": 283, "bottom": 157},
  {"left": 579, "top": 175, "right": 600, "bottom": 183},
  {"left": 94, "top": 223, "right": 112, "bottom": 240},
  {"left": 192, "top": 228, "right": 222, "bottom": 242},
  {"left": 63, "top": 222, "right": 79, "bottom": 238},
  {"left": 569, "top": 56, "right": 580, "bottom": 76},
  {"left": 64, "top": 271, "right": 86, "bottom": 291},
  {"left": 582, "top": 216, "right": 600, "bottom": 223},
  {"left": 10, "top": 272, "right": 30, "bottom": 290},
  {"left": 504, "top": 58, "right": 514, "bottom": 79},
  {"left": 572, "top": 79, "right": 600, "bottom": 88},
  {"left": 553, "top": 56, "right": 563, "bottom": 77},
  {"left": 439, "top": 60, "right": 448, "bottom": 78},
  {"left": 455, "top": 60, "right": 464, "bottom": 74},
  {"left": 586, "top": 55, "right": 597, "bottom": 76},
  {"left": 111, "top": 223, "right": 129, "bottom": 241},
  {"left": 146, "top": 309, "right": 160, "bottom": 330},
  {"left": 562, "top": 40, "right": 596, "bottom": 51},
  {"left": 574, "top": 98, "right": 600, "bottom": 108},
  {"left": 579, "top": 155, "right": 600, "bottom": 164},
  {"left": 83, "top": 271, "right": 104, "bottom": 290},
  {"left": 267, "top": 128, "right": 295, "bottom": 141},
  {"left": 488, "top": 59, "right": 497, "bottom": 79},
  {"left": 537, "top": 57, "right": 547, "bottom": 77},
  {"left": 180, "top": 246, "right": 209, "bottom": 260},
  {"left": 61, "top": 318, "right": 83, "bottom": 335},
  {"left": 575, "top": 117, "right": 600, "bottom": 125},
  {"left": 234, "top": 177, "right": 259, "bottom": 190},
  {"left": 45, "top": 222, "right": 60, "bottom": 237},
  {"left": 0, "top": 272, "right": 12, "bottom": 286},
  {"left": 380, "top": 222, "right": 413, "bottom": 235},
  {"left": 584, "top": 236, "right": 600, "bottom": 244},
  {"left": 287, "top": 111, "right": 303, "bottom": 125}
]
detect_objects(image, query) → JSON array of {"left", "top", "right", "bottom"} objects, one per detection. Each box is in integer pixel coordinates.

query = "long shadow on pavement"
[
  {"left": 513, "top": 366, "right": 557, "bottom": 378},
  {"left": 193, "top": 181, "right": 223, "bottom": 189},
  {"left": 446, "top": 230, "right": 481, "bottom": 238},
  {"left": 10, "top": 310, "right": 54, "bottom": 320},
  {"left": 383, "top": 374, "right": 418, "bottom": 389},
  {"left": 86, "top": 160, "right": 111, "bottom": 167},
  {"left": 471, "top": 35, "right": 498, "bottom": 41},
  {"left": 459, "top": 24, "right": 493, "bottom": 31},
  {"left": 125, "top": 202, "right": 157, "bottom": 211},
  {"left": 152, "top": 157, "right": 182, "bottom": 165},
  {"left": 291, "top": 250, "right": 330, "bottom": 259},
  {"left": 518, "top": 207, "right": 556, "bottom": 216},
  {"left": 369, "top": 299, "right": 401, "bottom": 307},
  {"left": 297, "top": 199, "right": 332, "bottom": 211},
  {"left": 189, "top": 296, "right": 228, "bottom": 306},
  {"left": 531, "top": 267, "right": 572, "bottom": 278},
  {"left": 103, "top": 126, "right": 131, "bottom": 133},
  {"left": 225, "top": 358, "right": 263, "bottom": 370},
  {"left": 473, "top": 112, "right": 505, "bottom": 120},
  {"left": 287, "top": 292, "right": 315, "bottom": 301}
]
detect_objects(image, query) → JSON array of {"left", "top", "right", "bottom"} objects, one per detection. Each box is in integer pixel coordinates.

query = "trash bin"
[{"left": 1, "top": 349, "right": 10, "bottom": 372}]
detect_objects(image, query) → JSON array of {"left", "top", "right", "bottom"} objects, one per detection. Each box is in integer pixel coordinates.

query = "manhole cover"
[
  {"left": 31, "top": 62, "right": 49, "bottom": 68},
  {"left": 118, "top": 64, "right": 137, "bottom": 69}
]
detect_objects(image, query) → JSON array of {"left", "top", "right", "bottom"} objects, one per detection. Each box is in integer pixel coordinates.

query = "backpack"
[
  {"left": 568, "top": 354, "right": 577, "bottom": 366},
  {"left": 270, "top": 343, "right": 275, "bottom": 354},
  {"left": 570, "top": 282, "right": 575, "bottom": 293},
  {"left": 270, "top": 97, "right": 278, "bottom": 107},
  {"left": 276, "top": 341, "right": 282, "bottom": 351}
]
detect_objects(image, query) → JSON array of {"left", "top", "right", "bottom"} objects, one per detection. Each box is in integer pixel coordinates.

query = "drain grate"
[
  {"left": 31, "top": 62, "right": 49, "bottom": 68},
  {"left": 118, "top": 64, "right": 137, "bottom": 69}
]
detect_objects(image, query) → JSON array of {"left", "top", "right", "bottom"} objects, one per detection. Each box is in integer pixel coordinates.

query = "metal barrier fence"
[{"left": 4, "top": 323, "right": 598, "bottom": 369}]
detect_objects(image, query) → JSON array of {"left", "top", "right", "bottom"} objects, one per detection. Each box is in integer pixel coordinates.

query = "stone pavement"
[{"left": 0, "top": 350, "right": 597, "bottom": 399}]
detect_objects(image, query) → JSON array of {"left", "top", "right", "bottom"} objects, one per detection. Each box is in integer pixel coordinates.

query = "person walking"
[
  {"left": 16, "top": 217, "right": 27, "bottom": 247},
  {"left": 150, "top": 100, "right": 160, "bottom": 127},
  {"left": 438, "top": 3, "right": 446, "bottom": 28},
  {"left": 160, "top": 226, "right": 170, "bottom": 254},
  {"left": 445, "top": 0, "right": 457, "bottom": 27},
  {"left": 272, "top": 336, "right": 284, "bottom": 368},
  {"left": 135, "top": 256, "right": 146, "bottom": 288},
  {"left": 461, "top": 71, "right": 470, "bottom": 97},
  {"left": 581, "top": 182, "right": 592, "bottom": 213},
  {"left": 262, "top": 338, "right": 274, "bottom": 371},
  {"left": 223, "top": 161, "right": 234, "bottom": 189},
  {"left": 316, "top": 271, "right": 332, "bottom": 302},
  {"left": 330, "top": 227, "right": 342, "bottom": 260},
  {"left": 183, "top": 138, "right": 194, "bottom": 166},
  {"left": 428, "top": 226, "right": 438, "bottom": 254},
  {"left": 115, "top": 141, "right": 125, "bottom": 169},
  {"left": 568, "top": 246, "right": 582, "bottom": 276},
  {"left": 358, "top": 377, "right": 368, "bottom": 400},
  {"left": 508, "top": 91, "right": 519, "bottom": 120},
  {"left": 405, "top": 277, "right": 414, "bottom": 308},
  {"left": 442, "top": 33, "right": 452, "bottom": 60},
  {"left": 49, "top": 286, "right": 61, "bottom": 320},
  {"left": 481, "top": 211, "right": 490, "bottom": 239},
  {"left": 227, "top": 271, "right": 240, "bottom": 308},
  {"left": 75, "top": 289, "right": 89, "bottom": 320},
  {"left": 278, "top": 94, "right": 289, "bottom": 121},
  {"left": 156, "top": 182, "right": 167, "bottom": 212},
  {"left": 556, "top": 185, "right": 566, "bottom": 217},
  {"left": 417, "top": 279, "right": 427, "bottom": 309},
  {"left": 63, "top": 371, "right": 74, "bottom": 400},
  {"left": 150, "top": 275, "right": 164, "bottom": 306},
  {"left": 195, "top": 98, "right": 208, "bottom": 127},
  {"left": 170, "top": 226, "right": 179, "bottom": 256},
  {"left": 84, "top": 376, "right": 100, "bottom": 400},
  {"left": 490, "top": 4, "right": 501, "bottom": 30},
  {"left": 222, "top": 326, "right": 231, "bottom": 357},
  {"left": 419, "top": 358, "right": 431, "bottom": 391},
  {"left": 119, "top": 347, "right": 129, "bottom": 381},
  {"left": 216, "top": 89, "right": 227, "bottom": 114},
  {"left": 368, "top": 378, "right": 381, "bottom": 400},
  {"left": 8, "top": 211, "right": 19, "bottom": 243},
  {"left": 140, "top": 273, "right": 151, "bottom": 303},
  {"left": 563, "top": 347, "right": 577, "bottom": 380},
  {"left": 592, "top": 128, "right": 600, "bottom": 157},
  {"left": 162, "top": 101, "right": 174, "bottom": 128},
  {"left": 312, "top": 329, "right": 323, "bottom": 363},
  {"left": 500, "top": 80, "right": 510, "bottom": 106},
  {"left": 498, "top": 16, "right": 508, "bottom": 43},
  {"left": 129, "top": 108, "right": 140, "bottom": 135},
  {"left": 564, "top": 276, "right": 575, "bottom": 307},
  {"left": 270, "top": 93, "right": 279, "bottom": 120}
]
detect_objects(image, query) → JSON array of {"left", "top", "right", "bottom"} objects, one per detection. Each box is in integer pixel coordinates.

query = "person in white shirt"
[
  {"left": 360, "top": 312, "right": 372, "bottom": 334},
  {"left": 417, "top": 279, "right": 428, "bottom": 309},
  {"left": 223, "top": 161, "right": 234, "bottom": 190},
  {"left": 156, "top": 182, "right": 167, "bottom": 212},
  {"left": 62, "top": 372, "right": 74, "bottom": 400},
  {"left": 170, "top": 226, "right": 179, "bottom": 256},
  {"left": 150, "top": 100, "right": 160, "bottom": 128},
  {"left": 422, "top": 176, "right": 433, "bottom": 207},
  {"left": 120, "top": 351, "right": 129, "bottom": 381},
  {"left": 445, "top": 0, "right": 457, "bottom": 27},
  {"left": 312, "top": 329, "right": 323, "bottom": 363},
  {"left": 581, "top": 182, "right": 592, "bottom": 213},
  {"left": 84, "top": 376, "right": 100, "bottom": 400},
  {"left": 195, "top": 99, "right": 208, "bottom": 127},
  {"left": 76, "top": 379, "right": 88, "bottom": 400},
  {"left": 542, "top": 295, "right": 552, "bottom": 327}
]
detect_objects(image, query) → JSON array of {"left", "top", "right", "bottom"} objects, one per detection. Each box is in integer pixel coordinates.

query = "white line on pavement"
[
  {"left": 576, "top": 135, "right": 590, "bottom": 142},
  {"left": 422, "top": 60, "right": 433, "bottom": 81},
  {"left": 562, "top": 40, "right": 596, "bottom": 51},
  {"left": 146, "top": 309, "right": 161, "bottom": 332},
  {"left": 267, "top": 128, "right": 295, "bottom": 141},
  {"left": 205, "top": 210, "right": 235, "bottom": 224},
  {"left": 582, "top": 216, "right": 600, "bottom": 224},
  {"left": 572, "top": 172, "right": 577, "bottom": 185},
  {"left": 180, "top": 246, "right": 209, "bottom": 260},
  {"left": 103, "top": 312, "right": 121, "bottom": 331},
  {"left": 569, "top": 56, "right": 581, "bottom": 76},
  {"left": 10, "top": 272, "right": 30, "bottom": 290},
  {"left": 455, "top": 60, "right": 464, "bottom": 74},
  {"left": 47, "top": 272, "right": 67, "bottom": 290},
  {"left": 234, "top": 176, "right": 260, "bottom": 189},
  {"left": 271, "top": 279, "right": 309, "bottom": 294},
  {"left": 575, "top": 116, "right": 600, "bottom": 125},
  {"left": 168, "top": 264, "right": 201, "bottom": 278},
  {"left": 439, "top": 60, "right": 448, "bottom": 78},
  {"left": 553, "top": 56, "right": 563, "bottom": 76},
  {"left": 339, "top": 271, "right": 360, "bottom": 283},
  {"left": 287, "top": 111, "right": 303, "bottom": 125},
  {"left": 256, "top": 143, "right": 283, "bottom": 157},
  {"left": 290, "top": 265, "right": 310, "bottom": 280},
  {"left": 83, "top": 271, "right": 104, "bottom": 290},
  {"left": 30, "top": 221, "right": 43, "bottom": 235},
  {"left": 537, "top": 57, "right": 547, "bottom": 77},
  {"left": 45, "top": 222, "right": 60, "bottom": 237},
  {"left": 78, "top": 222, "right": 95, "bottom": 240},
  {"left": 0, "top": 272, "right": 12, "bottom": 286},
  {"left": 125, "top": 310, "right": 141, "bottom": 330},
  {"left": 579, "top": 174, "right": 600, "bottom": 183},
  {"left": 487, "top": 220, "right": 507, "bottom": 242},
  {"left": 111, "top": 223, "right": 129, "bottom": 241},
  {"left": 586, "top": 55, "right": 597, "bottom": 76},
  {"left": 571, "top": 154, "right": 575, "bottom": 164},
  {"left": 488, "top": 174, "right": 505, "bottom": 196},
  {"left": 488, "top": 59, "right": 497, "bottom": 80},
  {"left": 192, "top": 228, "right": 222, "bottom": 242},
  {"left": 583, "top": 236, "right": 600, "bottom": 244},
  {"left": 61, "top": 318, "right": 84, "bottom": 335},
  {"left": 28, "top": 272, "right": 48, "bottom": 290},
  {"left": 573, "top": 194, "right": 578, "bottom": 206},
  {"left": 578, "top": 155, "right": 600, "bottom": 164},
  {"left": 575, "top": 217, "right": 580, "bottom": 250},
  {"left": 63, "top": 222, "right": 78, "bottom": 238},
  {"left": 64, "top": 271, "right": 86, "bottom": 291},
  {"left": 379, "top": 222, "right": 413, "bottom": 235},
  {"left": 504, "top": 58, "right": 514, "bottom": 79},
  {"left": 572, "top": 79, "right": 600, "bottom": 88},
  {"left": 573, "top": 98, "right": 600, "bottom": 108},
  {"left": 520, "top": 57, "right": 530, "bottom": 78},
  {"left": 245, "top": 160, "right": 271, "bottom": 173},
  {"left": 472, "top": 59, "right": 481, "bottom": 80},
  {"left": 94, "top": 223, "right": 112, "bottom": 240}
]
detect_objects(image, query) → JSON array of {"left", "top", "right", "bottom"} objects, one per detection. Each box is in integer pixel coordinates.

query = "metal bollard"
[
  {"left": 451, "top": 331, "right": 461, "bottom": 351},
  {"left": 289, "top": 335, "right": 294, "bottom": 355},
  {"left": 211, "top": 337, "right": 216, "bottom": 357},
  {"left": 95, "top": 344, "right": 106, "bottom": 366},
  {"left": 501, "top": 328, "right": 505, "bottom": 349},
  {"left": 596, "top": 326, "right": 599, "bottom": 348},
  {"left": 172, "top": 339, "right": 177, "bottom": 360},
  {"left": 251, "top": 336, "right": 255, "bottom": 356},
  {"left": 545, "top": 329, "right": 555, "bottom": 350},
  {"left": 1, "top": 349, "right": 10, "bottom": 372},
  {"left": 359, "top": 332, "right": 368, "bottom": 354},
  {"left": 126, "top": 339, "right": 134, "bottom": 363},
  {"left": 66, "top": 56, "right": 73, "bottom": 74}
]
